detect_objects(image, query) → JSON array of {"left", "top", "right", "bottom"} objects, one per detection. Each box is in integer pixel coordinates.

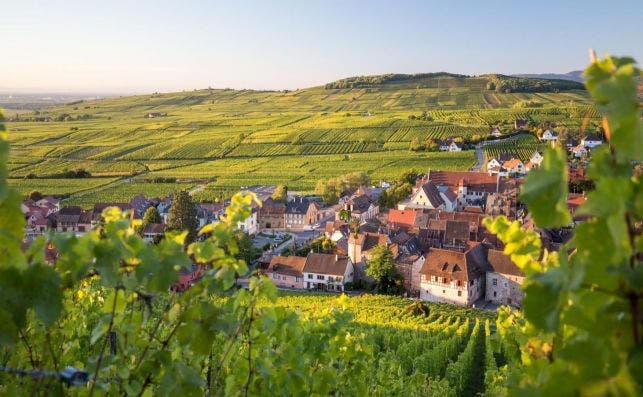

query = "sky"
[{"left": 2, "top": 0, "right": 642, "bottom": 94}]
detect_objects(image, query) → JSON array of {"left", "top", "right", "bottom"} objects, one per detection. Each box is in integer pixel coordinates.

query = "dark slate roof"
[
  {"left": 286, "top": 197, "right": 311, "bottom": 215},
  {"left": 444, "top": 220, "right": 470, "bottom": 241},
  {"left": 350, "top": 194, "right": 375, "bottom": 214},
  {"left": 419, "top": 181, "right": 445, "bottom": 208}
]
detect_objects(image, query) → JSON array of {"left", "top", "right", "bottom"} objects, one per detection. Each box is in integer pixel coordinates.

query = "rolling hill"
[{"left": 4, "top": 73, "right": 597, "bottom": 204}]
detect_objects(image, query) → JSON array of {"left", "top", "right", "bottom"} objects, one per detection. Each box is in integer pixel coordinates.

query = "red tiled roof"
[
  {"left": 387, "top": 209, "right": 417, "bottom": 229},
  {"left": 428, "top": 170, "right": 500, "bottom": 194},
  {"left": 487, "top": 249, "right": 523, "bottom": 277},
  {"left": 267, "top": 255, "right": 307, "bottom": 277},
  {"left": 419, "top": 244, "right": 488, "bottom": 281}
]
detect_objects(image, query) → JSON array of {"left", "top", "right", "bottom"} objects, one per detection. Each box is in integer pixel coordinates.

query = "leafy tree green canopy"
[
  {"left": 143, "top": 206, "right": 162, "bottom": 224},
  {"left": 166, "top": 190, "right": 198, "bottom": 244}
]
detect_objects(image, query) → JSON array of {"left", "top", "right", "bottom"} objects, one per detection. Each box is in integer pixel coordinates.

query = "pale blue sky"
[{"left": 2, "top": 0, "right": 641, "bottom": 93}]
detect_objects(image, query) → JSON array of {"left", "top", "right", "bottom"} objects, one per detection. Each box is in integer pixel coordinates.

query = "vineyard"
[
  {"left": 4, "top": 74, "right": 595, "bottom": 198},
  {"left": 268, "top": 293, "right": 499, "bottom": 395},
  {"left": 483, "top": 134, "right": 546, "bottom": 162}
]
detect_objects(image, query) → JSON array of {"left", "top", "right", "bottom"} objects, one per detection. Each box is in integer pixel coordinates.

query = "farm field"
[
  {"left": 272, "top": 293, "right": 498, "bottom": 395},
  {"left": 4, "top": 74, "right": 597, "bottom": 202}
]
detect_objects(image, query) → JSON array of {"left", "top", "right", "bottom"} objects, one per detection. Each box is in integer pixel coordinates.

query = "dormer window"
[
  {"left": 453, "top": 264, "right": 461, "bottom": 272},
  {"left": 441, "top": 262, "right": 448, "bottom": 271}
]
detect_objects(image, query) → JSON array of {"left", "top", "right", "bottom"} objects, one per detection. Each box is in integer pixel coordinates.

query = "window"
[
  {"left": 492, "top": 278, "right": 497, "bottom": 286},
  {"left": 317, "top": 275, "right": 325, "bottom": 280},
  {"left": 307, "top": 274, "right": 313, "bottom": 279},
  {"left": 442, "top": 290, "right": 446, "bottom": 294},
  {"left": 457, "top": 291, "right": 462, "bottom": 297},
  {"left": 493, "top": 291, "right": 497, "bottom": 297}
]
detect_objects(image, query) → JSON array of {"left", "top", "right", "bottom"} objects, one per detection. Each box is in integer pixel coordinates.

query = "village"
[{"left": 19, "top": 124, "right": 602, "bottom": 310}]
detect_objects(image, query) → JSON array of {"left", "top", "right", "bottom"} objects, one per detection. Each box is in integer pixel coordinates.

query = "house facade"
[
  {"left": 581, "top": 133, "right": 603, "bottom": 148},
  {"left": 419, "top": 244, "right": 488, "bottom": 306},
  {"left": 485, "top": 250, "right": 524, "bottom": 307},
  {"left": 265, "top": 255, "right": 307, "bottom": 289},
  {"left": 302, "top": 253, "right": 354, "bottom": 292}
]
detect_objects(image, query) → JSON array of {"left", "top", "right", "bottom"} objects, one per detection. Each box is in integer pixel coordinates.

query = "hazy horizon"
[{"left": 3, "top": 0, "right": 642, "bottom": 94}]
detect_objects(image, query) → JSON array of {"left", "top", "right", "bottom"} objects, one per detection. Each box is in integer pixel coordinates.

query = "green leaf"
[
  {"left": 520, "top": 147, "right": 571, "bottom": 228},
  {"left": 23, "top": 264, "right": 63, "bottom": 326},
  {"left": 102, "top": 289, "right": 126, "bottom": 314}
]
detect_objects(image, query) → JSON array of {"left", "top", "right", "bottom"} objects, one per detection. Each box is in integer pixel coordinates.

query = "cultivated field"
[{"left": 4, "top": 74, "right": 596, "bottom": 202}]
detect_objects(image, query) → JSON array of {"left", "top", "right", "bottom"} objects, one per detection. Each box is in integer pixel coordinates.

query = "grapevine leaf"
[{"left": 520, "top": 147, "right": 571, "bottom": 228}]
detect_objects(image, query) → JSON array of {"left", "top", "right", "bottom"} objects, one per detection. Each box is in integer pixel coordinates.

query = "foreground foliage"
[{"left": 484, "top": 54, "right": 641, "bottom": 395}]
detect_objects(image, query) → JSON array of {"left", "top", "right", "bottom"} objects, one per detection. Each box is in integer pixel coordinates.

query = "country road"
[
  {"left": 471, "top": 144, "right": 485, "bottom": 172},
  {"left": 189, "top": 184, "right": 205, "bottom": 195}
]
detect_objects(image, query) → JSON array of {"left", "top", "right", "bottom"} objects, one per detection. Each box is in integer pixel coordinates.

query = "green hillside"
[{"left": 5, "top": 73, "right": 597, "bottom": 202}]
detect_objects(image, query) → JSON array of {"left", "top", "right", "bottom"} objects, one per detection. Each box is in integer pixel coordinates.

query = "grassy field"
[{"left": 4, "top": 74, "right": 596, "bottom": 202}]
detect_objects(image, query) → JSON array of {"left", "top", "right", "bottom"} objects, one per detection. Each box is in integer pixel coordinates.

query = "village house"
[
  {"left": 423, "top": 170, "right": 502, "bottom": 211},
  {"left": 347, "top": 232, "right": 390, "bottom": 280},
  {"left": 514, "top": 119, "right": 528, "bottom": 130},
  {"left": 418, "top": 243, "right": 488, "bottom": 306},
  {"left": 387, "top": 208, "right": 421, "bottom": 232},
  {"left": 142, "top": 223, "right": 166, "bottom": 243},
  {"left": 540, "top": 129, "right": 558, "bottom": 143},
  {"left": 525, "top": 150, "right": 544, "bottom": 171},
  {"left": 490, "top": 127, "right": 502, "bottom": 138},
  {"left": 302, "top": 253, "right": 354, "bottom": 292},
  {"left": 391, "top": 232, "right": 425, "bottom": 296},
  {"left": 338, "top": 192, "right": 379, "bottom": 222},
  {"left": 265, "top": 255, "right": 307, "bottom": 289},
  {"left": 581, "top": 133, "right": 603, "bottom": 148},
  {"left": 35, "top": 196, "right": 60, "bottom": 215},
  {"left": 55, "top": 206, "right": 93, "bottom": 234},
  {"left": 501, "top": 158, "right": 525, "bottom": 176},
  {"left": 438, "top": 139, "right": 462, "bottom": 152},
  {"left": 485, "top": 250, "right": 524, "bottom": 307},
  {"left": 405, "top": 181, "right": 457, "bottom": 212},
  {"left": 257, "top": 197, "right": 286, "bottom": 230},
  {"left": 237, "top": 208, "right": 258, "bottom": 234},
  {"left": 285, "top": 197, "right": 322, "bottom": 230},
  {"left": 325, "top": 220, "right": 349, "bottom": 242},
  {"left": 571, "top": 144, "right": 587, "bottom": 158},
  {"left": 171, "top": 264, "right": 204, "bottom": 292}
]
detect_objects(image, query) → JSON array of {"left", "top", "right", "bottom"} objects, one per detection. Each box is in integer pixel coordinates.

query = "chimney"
[{"left": 335, "top": 254, "right": 338, "bottom": 261}]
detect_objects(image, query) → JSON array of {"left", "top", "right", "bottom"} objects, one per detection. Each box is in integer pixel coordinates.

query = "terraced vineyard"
[
  {"left": 4, "top": 73, "right": 595, "bottom": 201},
  {"left": 272, "top": 293, "right": 499, "bottom": 395},
  {"left": 483, "top": 134, "right": 546, "bottom": 162}
]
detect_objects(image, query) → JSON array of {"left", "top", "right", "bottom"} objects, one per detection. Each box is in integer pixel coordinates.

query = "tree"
[
  {"left": 425, "top": 138, "right": 438, "bottom": 151},
  {"left": 338, "top": 209, "right": 351, "bottom": 221},
  {"left": 344, "top": 171, "right": 370, "bottom": 189},
  {"left": 315, "top": 178, "right": 340, "bottom": 205},
  {"left": 166, "top": 190, "right": 198, "bottom": 244},
  {"left": 366, "top": 245, "right": 399, "bottom": 293},
  {"left": 409, "top": 137, "right": 423, "bottom": 151},
  {"left": 143, "top": 206, "right": 162, "bottom": 224},
  {"left": 271, "top": 185, "right": 288, "bottom": 203},
  {"left": 28, "top": 190, "right": 42, "bottom": 201},
  {"left": 233, "top": 230, "right": 261, "bottom": 264}
]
